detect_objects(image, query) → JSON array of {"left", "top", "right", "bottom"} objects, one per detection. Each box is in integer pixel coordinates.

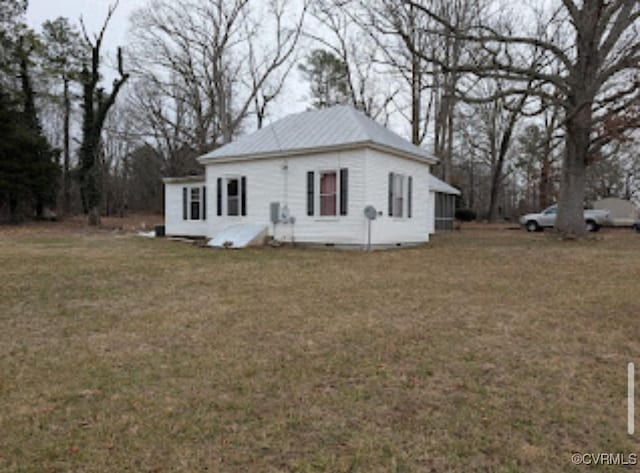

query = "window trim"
[
  {"left": 182, "top": 184, "right": 206, "bottom": 221},
  {"left": 318, "top": 170, "right": 339, "bottom": 218},
  {"left": 314, "top": 168, "right": 343, "bottom": 220},
  {"left": 190, "top": 187, "right": 201, "bottom": 221},
  {"left": 226, "top": 176, "right": 241, "bottom": 217},
  {"left": 220, "top": 175, "right": 246, "bottom": 218},
  {"left": 389, "top": 172, "right": 413, "bottom": 220}
]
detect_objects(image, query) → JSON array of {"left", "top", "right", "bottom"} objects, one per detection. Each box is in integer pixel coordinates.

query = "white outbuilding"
[
  {"left": 163, "top": 105, "right": 459, "bottom": 248},
  {"left": 592, "top": 197, "right": 639, "bottom": 227}
]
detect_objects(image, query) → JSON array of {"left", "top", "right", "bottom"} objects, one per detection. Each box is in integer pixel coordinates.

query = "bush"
[{"left": 455, "top": 208, "right": 476, "bottom": 222}]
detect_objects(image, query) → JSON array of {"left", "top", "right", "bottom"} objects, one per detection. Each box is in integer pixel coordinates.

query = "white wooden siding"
[
  {"left": 205, "top": 149, "right": 369, "bottom": 244},
  {"left": 164, "top": 182, "right": 208, "bottom": 237},
  {"left": 363, "top": 149, "right": 431, "bottom": 245},
  {"left": 166, "top": 147, "right": 433, "bottom": 246}
]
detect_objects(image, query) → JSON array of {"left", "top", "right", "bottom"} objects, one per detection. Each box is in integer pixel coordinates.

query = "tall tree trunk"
[
  {"left": 487, "top": 104, "right": 521, "bottom": 222},
  {"left": 411, "top": 52, "right": 421, "bottom": 145},
  {"left": 62, "top": 78, "right": 71, "bottom": 215},
  {"left": 409, "top": 4, "right": 421, "bottom": 146},
  {"left": 556, "top": 115, "right": 589, "bottom": 237},
  {"left": 487, "top": 160, "right": 503, "bottom": 222},
  {"left": 539, "top": 155, "right": 551, "bottom": 209},
  {"left": 79, "top": 41, "right": 128, "bottom": 226},
  {"left": 444, "top": 97, "right": 454, "bottom": 182}
]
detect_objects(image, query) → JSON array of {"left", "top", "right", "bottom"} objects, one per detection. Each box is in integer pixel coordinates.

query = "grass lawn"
[{"left": 1, "top": 224, "right": 639, "bottom": 472}]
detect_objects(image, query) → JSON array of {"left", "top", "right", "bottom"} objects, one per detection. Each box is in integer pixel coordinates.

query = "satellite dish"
[{"left": 364, "top": 205, "right": 377, "bottom": 220}]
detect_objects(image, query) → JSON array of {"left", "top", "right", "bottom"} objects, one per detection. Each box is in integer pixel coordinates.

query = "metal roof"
[
  {"left": 198, "top": 105, "right": 438, "bottom": 164},
  {"left": 163, "top": 175, "right": 205, "bottom": 184},
  {"left": 429, "top": 175, "right": 461, "bottom": 195}
]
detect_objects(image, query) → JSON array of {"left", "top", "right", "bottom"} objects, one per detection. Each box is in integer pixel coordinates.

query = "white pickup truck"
[{"left": 519, "top": 205, "right": 610, "bottom": 232}]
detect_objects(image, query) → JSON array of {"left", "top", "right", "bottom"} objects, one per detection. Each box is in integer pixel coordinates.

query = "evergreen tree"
[
  {"left": 298, "top": 49, "right": 350, "bottom": 108},
  {"left": 0, "top": 3, "right": 59, "bottom": 222},
  {"left": 16, "top": 35, "right": 60, "bottom": 218}
]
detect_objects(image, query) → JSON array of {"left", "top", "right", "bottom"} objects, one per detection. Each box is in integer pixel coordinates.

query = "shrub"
[{"left": 455, "top": 208, "right": 476, "bottom": 222}]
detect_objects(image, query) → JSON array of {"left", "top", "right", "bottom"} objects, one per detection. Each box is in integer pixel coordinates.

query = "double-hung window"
[
  {"left": 392, "top": 174, "right": 404, "bottom": 217},
  {"left": 190, "top": 188, "right": 201, "bottom": 220},
  {"left": 388, "top": 172, "right": 413, "bottom": 218},
  {"left": 182, "top": 185, "right": 207, "bottom": 220},
  {"left": 307, "top": 169, "right": 348, "bottom": 217},
  {"left": 319, "top": 171, "right": 337, "bottom": 216},
  {"left": 227, "top": 178, "right": 240, "bottom": 216},
  {"left": 216, "top": 176, "right": 247, "bottom": 217}
]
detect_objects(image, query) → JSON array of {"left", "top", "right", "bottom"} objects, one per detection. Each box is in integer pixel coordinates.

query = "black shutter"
[
  {"left": 202, "top": 186, "right": 207, "bottom": 220},
  {"left": 340, "top": 168, "right": 348, "bottom": 216},
  {"left": 388, "top": 172, "right": 394, "bottom": 216},
  {"left": 182, "top": 187, "right": 188, "bottom": 220},
  {"left": 408, "top": 176, "right": 413, "bottom": 218},
  {"left": 216, "top": 178, "right": 222, "bottom": 216},
  {"left": 307, "top": 171, "right": 315, "bottom": 216},
  {"left": 241, "top": 176, "right": 247, "bottom": 216}
]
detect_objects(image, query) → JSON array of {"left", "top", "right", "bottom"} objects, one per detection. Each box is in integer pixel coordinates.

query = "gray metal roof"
[
  {"left": 199, "top": 105, "right": 437, "bottom": 164},
  {"left": 163, "top": 175, "right": 205, "bottom": 184},
  {"left": 429, "top": 175, "right": 461, "bottom": 195}
]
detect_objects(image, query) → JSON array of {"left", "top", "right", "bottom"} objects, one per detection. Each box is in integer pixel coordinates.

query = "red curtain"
[{"left": 320, "top": 172, "right": 337, "bottom": 216}]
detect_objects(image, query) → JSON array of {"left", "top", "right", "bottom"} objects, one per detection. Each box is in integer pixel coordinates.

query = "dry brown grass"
[{"left": 0, "top": 224, "right": 639, "bottom": 472}]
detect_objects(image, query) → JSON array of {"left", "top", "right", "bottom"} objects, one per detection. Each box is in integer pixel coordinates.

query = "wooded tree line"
[{"left": 1, "top": 0, "right": 638, "bottom": 236}]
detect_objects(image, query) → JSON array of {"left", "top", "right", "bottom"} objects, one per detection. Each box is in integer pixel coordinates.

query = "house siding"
[
  {"left": 165, "top": 147, "right": 433, "bottom": 246},
  {"left": 363, "top": 149, "right": 431, "bottom": 245},
  {"left": 204, "top": 149, "right": 369, "bottom": 244}
]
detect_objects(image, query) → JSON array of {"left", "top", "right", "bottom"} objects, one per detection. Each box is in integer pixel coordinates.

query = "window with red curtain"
[{"left": 320, "top": 171, "right": 337, "bottom": 216}]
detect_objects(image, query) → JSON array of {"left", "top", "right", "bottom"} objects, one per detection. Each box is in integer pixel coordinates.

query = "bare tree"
[
  {"left": 78, "top": 2, "right": 129, "bottom": 225},
  {"left": 460, "top": 81, "right": 530, "bottom": 220},
  {"left": 129, "top": 0, "right": 307, "bottom": 153},
  {"left": 305, "top": 0, "right": 397, "bottom": 121},
  {"left": 362, "top": 0, "right": 482, "bottom": 182},
  {"left": 246, "top": 0, "right": 307, "bottom": 129},
  {"left": 401, "top": 0, "right": 640, "bottom": 237},
  {"left": 41, "top": 17, "right": 83, "bottom": 215},
  {"left": 125, "top": 79, "right": 204, "bottom": 180}
]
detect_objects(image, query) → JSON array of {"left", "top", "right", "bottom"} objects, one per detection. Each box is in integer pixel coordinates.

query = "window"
[
  {"left": 392, "top": 174, "right": 404, "bottom": 217},
  {"left": 216, "top": 176, "right": 247, "bottom": 217},
  {"left": 307, "top": 169, "right": 348, "bottom": 217},
  {"left": 182, "top": 185, "right": 206, "bottom": 221},
  {"left": 320, "top": 171, "right": 337, "bottom": 216},
  {"left": 190, "top": 188, "right": 201, "bottom": 220},
  {"left": 388, "top": 172, "right": 413, "bottom": 218},
  {"left": 227, "top": 178, "right": 239, "bottom": 216}
]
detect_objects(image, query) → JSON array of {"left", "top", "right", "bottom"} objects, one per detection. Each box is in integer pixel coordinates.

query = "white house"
[{"left": 163, "top": 105, "right": 459, "bottom": 248}]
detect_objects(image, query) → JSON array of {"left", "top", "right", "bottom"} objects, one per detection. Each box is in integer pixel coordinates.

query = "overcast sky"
[
  {"left": 25, "top": 0, "right": 311, "bottom": 125},
  {"left": 26, "top": 0, "right": 142, "bottom": 52}
]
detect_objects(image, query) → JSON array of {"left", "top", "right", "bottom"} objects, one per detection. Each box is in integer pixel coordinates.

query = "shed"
[{"left": 592, "top": 197, "right": 639, "bottom": 227}]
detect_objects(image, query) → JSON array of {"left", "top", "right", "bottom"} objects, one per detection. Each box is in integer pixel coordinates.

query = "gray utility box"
[{"left": 270, "top": 202, "right": 281, "bottom": 224}]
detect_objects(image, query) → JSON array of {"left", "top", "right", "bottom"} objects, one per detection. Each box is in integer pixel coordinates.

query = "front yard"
[{"left": 0, "top": 224, "right": 638, "bottom": 472}]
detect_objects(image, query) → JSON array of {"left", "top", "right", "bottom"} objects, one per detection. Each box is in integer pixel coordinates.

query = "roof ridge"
[
  {"left": 198, "top": 104, "right": 438, "bottom": 164},
  {"left": 344, "top": 105, "right": 374, "bottom": 142}
]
